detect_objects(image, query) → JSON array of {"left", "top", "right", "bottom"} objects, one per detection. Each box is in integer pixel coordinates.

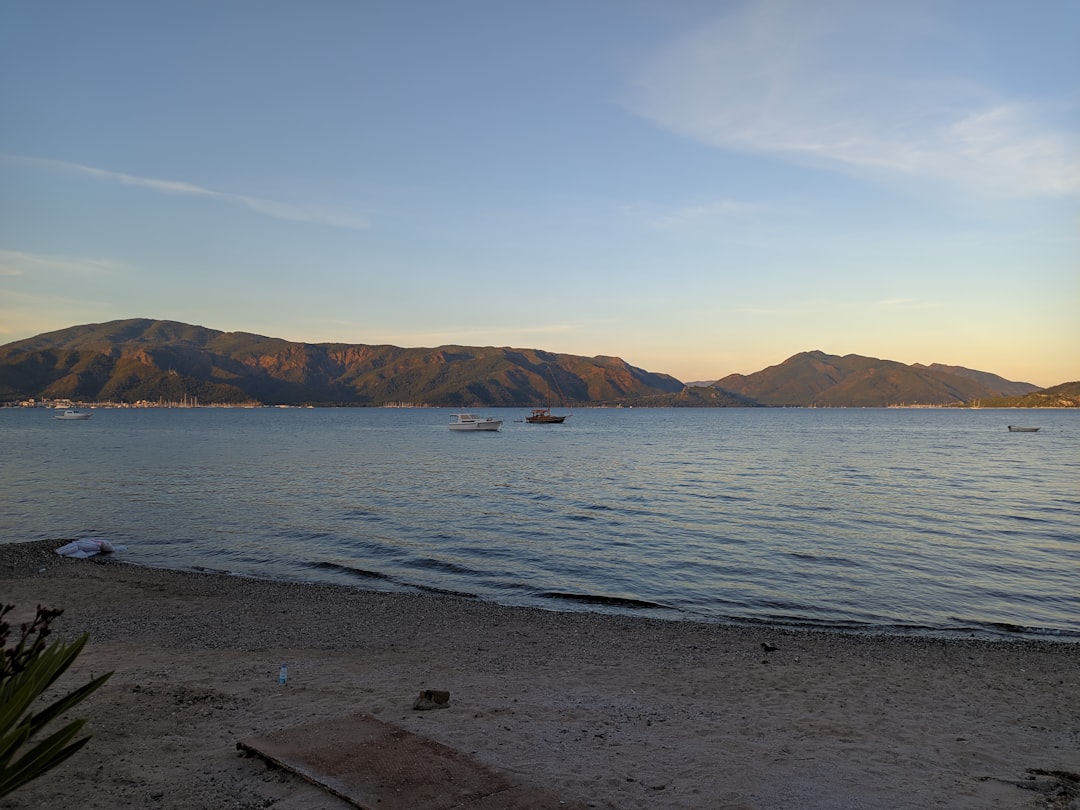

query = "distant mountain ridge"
[
  {"left": 713, "top": 350, "right": 1041, "bottom": 407},
  {"left": 974, "top": 381, "right": 1080, "bottom": 409},
  {"left": 0, "top": 318, "right": 682, "bottom": 406},
  {"left": 0, "top": 321, "right": 1056, "bottom": 407},
  {"left": 917, "top": 363, "right": 1037, "bottom": 398}
]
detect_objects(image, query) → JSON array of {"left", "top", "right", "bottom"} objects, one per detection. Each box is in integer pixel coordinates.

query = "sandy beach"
[{"left": 1, "top": 540, "right": 1077, "bottom": 809}]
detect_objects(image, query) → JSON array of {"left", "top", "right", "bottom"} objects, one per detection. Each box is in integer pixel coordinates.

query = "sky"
[{"left": 1, "top": 0, "right": 1077, "bottom": 387}]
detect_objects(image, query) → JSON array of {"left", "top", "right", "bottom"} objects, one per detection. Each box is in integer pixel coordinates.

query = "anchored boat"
[
  {"left": 55, "top": 409, "right": 91, "bottom": 420},
  {"left": 449, "top": 413, "right": 502, "bottom": 431},
  {"left": 525, "top": 407, "right": 567, "bottom": 424}
]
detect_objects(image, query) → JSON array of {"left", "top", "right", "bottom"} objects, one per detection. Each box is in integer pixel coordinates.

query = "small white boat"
[
  {"left": 1007, "top": 425, "right": 1039, "bottom": 432},
  {"left": 449, "top": 413, "right": 502, "bottom": 431},
  {"left": 55, "top": 409, "right": 91, "bottom": 420}
]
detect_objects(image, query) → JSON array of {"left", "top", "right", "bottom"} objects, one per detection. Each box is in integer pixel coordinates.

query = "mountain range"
[
  {"left": 0, "top": 319, "right": 682, "bottom": 407},
  {"left": 711, "top": 350, "right": 1041, "bottom": 407},
  {"left": 0, "top": 318, "right": 1063, "bottom": 408}
]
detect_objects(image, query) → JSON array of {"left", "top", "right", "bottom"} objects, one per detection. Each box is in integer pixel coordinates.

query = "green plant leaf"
[
  {"left": 23, "top": 672, "right": 112, "bottom": 739},
  {"left": 0, "top": 611, "right": 111, "bottom": 798},
  {"left": 0, "top": 730, "right": 90, "bottom": 797}
]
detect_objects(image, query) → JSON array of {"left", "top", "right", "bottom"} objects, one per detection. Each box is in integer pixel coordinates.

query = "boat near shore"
[{"left": 54, "top": 408, "right": 91, "bottom": 420}]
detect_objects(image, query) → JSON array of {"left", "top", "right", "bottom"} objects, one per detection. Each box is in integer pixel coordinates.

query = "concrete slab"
[{"left": 237, "top": 713, "right": 574, "bottom": 809}]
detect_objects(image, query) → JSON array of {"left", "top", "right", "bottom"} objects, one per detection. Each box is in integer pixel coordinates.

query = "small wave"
[
  {"left": 787, "top": 552, "right": 855, "bottom": 566},
  {"left": 540, "top": 591, "right": 669, "bottom": 610},
  {"left": 953, "top": 618, "right": 1080, "bottom": 640},
  {"left": 312, "top": 560, "right": 476, "bottom": 598},
  {"left": 342, "top": 509, "right": 384, "bottom": 522},
  {"left": 405, "top": 557, "right": 482, "bottom": 577},
  {"left": 313, "top": 560, "right": 392, "bottom": 581},
  {"left": 189, "top": 564, "right": 236, "bottom": 576},
  {"left": 412, "top": 582, "right": 478, "bottom": 598},
  {"left": 1005, "top": 514, "right": 1053, "bottom": 525},
  {"left": 981, "top": 621, "right": 1025, "bottom": 633}
]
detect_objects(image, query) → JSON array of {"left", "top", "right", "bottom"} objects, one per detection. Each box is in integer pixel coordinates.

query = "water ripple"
[{"left": 2, "top": 406, "right": 1078, "bottom": 640}]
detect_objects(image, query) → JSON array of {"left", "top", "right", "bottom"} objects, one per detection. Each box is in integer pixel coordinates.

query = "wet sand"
[{"left": 1, "top": 540, "right": 1077, "bottom": 809}]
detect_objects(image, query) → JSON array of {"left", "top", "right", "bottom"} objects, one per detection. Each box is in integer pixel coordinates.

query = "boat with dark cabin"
[{"left": 525, "top": 407, "right": 567, "bottom": 424}]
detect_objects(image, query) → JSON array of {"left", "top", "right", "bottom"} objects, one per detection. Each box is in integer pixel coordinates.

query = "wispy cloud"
[
  {"left": 0, "top": 249, "right": 128, "bottom": 277},
  {"left": 625, "top": 0, "right": 1080, "bottom": 199},
  {"left": 7, "top": 155, "right": 371, "bottom": 230},
  {"left": 737, "top": 296, "right": 941, "bottom": 316},
  {"left": 642, "top": 199, "right": 763, "bottom": 230}
]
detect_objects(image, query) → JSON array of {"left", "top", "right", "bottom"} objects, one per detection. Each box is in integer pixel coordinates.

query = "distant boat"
[
  {"left": 526, "top": 372, "right": 571, "bottom": 424},
  {"left": 449, "top": 413, "right": 502, "bottom": 431},
  {"left": 525, "top": 407, "right": 567, "bottom": 424},
  {"left": 1007, "top": 425, "right": 1039, "bottom": 432},
  {"left": 54, "top": 409, "right": 91, "bottom": 421}
]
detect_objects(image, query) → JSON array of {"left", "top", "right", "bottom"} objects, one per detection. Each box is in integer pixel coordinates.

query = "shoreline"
[
  {"left": 2, "top": 539, "right": 1078, "bottom": 808},
  {"left": 19, "top": 539, "right": 1080, "bottom": 645},
  {"left": 45, "top": 551, "right": 1080, "bottom": 646}
]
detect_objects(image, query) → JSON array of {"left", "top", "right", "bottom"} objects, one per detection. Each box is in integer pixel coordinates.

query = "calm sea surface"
[{"left": 2, "top": 407, "right": 1078, "bottom": 640}]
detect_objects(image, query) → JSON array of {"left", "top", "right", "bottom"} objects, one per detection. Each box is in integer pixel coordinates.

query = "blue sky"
[{"left": 1, "top": 0, "right": 1077, "bottom": 387}]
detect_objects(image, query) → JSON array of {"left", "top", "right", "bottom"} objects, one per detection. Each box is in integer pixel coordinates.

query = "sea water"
[{"left": 2, "top": 406, "right": 1077, "bottom": 640}]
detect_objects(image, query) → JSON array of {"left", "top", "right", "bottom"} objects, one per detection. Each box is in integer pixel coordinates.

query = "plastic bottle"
[{"left": 279, "top": 663, "right": 288, "bottom": 685}]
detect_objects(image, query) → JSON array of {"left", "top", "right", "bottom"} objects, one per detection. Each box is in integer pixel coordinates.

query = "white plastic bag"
[{"left": 55, "top": 538, "right": 125, "bottom": 558}]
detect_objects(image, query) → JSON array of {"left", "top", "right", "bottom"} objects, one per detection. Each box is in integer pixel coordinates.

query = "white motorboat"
[
  {"left": 55, "top": 409, "right": 91, "bottom": 420},
  {"left": 449, "top": 413, "right": 502, "bottom": 431}
]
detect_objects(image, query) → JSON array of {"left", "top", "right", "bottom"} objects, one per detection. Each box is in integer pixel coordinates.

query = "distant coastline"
[
  {"left": 6, "top": 399, "right": 1077, "bottom": 410},
  {"left": 1, "top": 318, "right": 1077, "bottom": 408}
]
